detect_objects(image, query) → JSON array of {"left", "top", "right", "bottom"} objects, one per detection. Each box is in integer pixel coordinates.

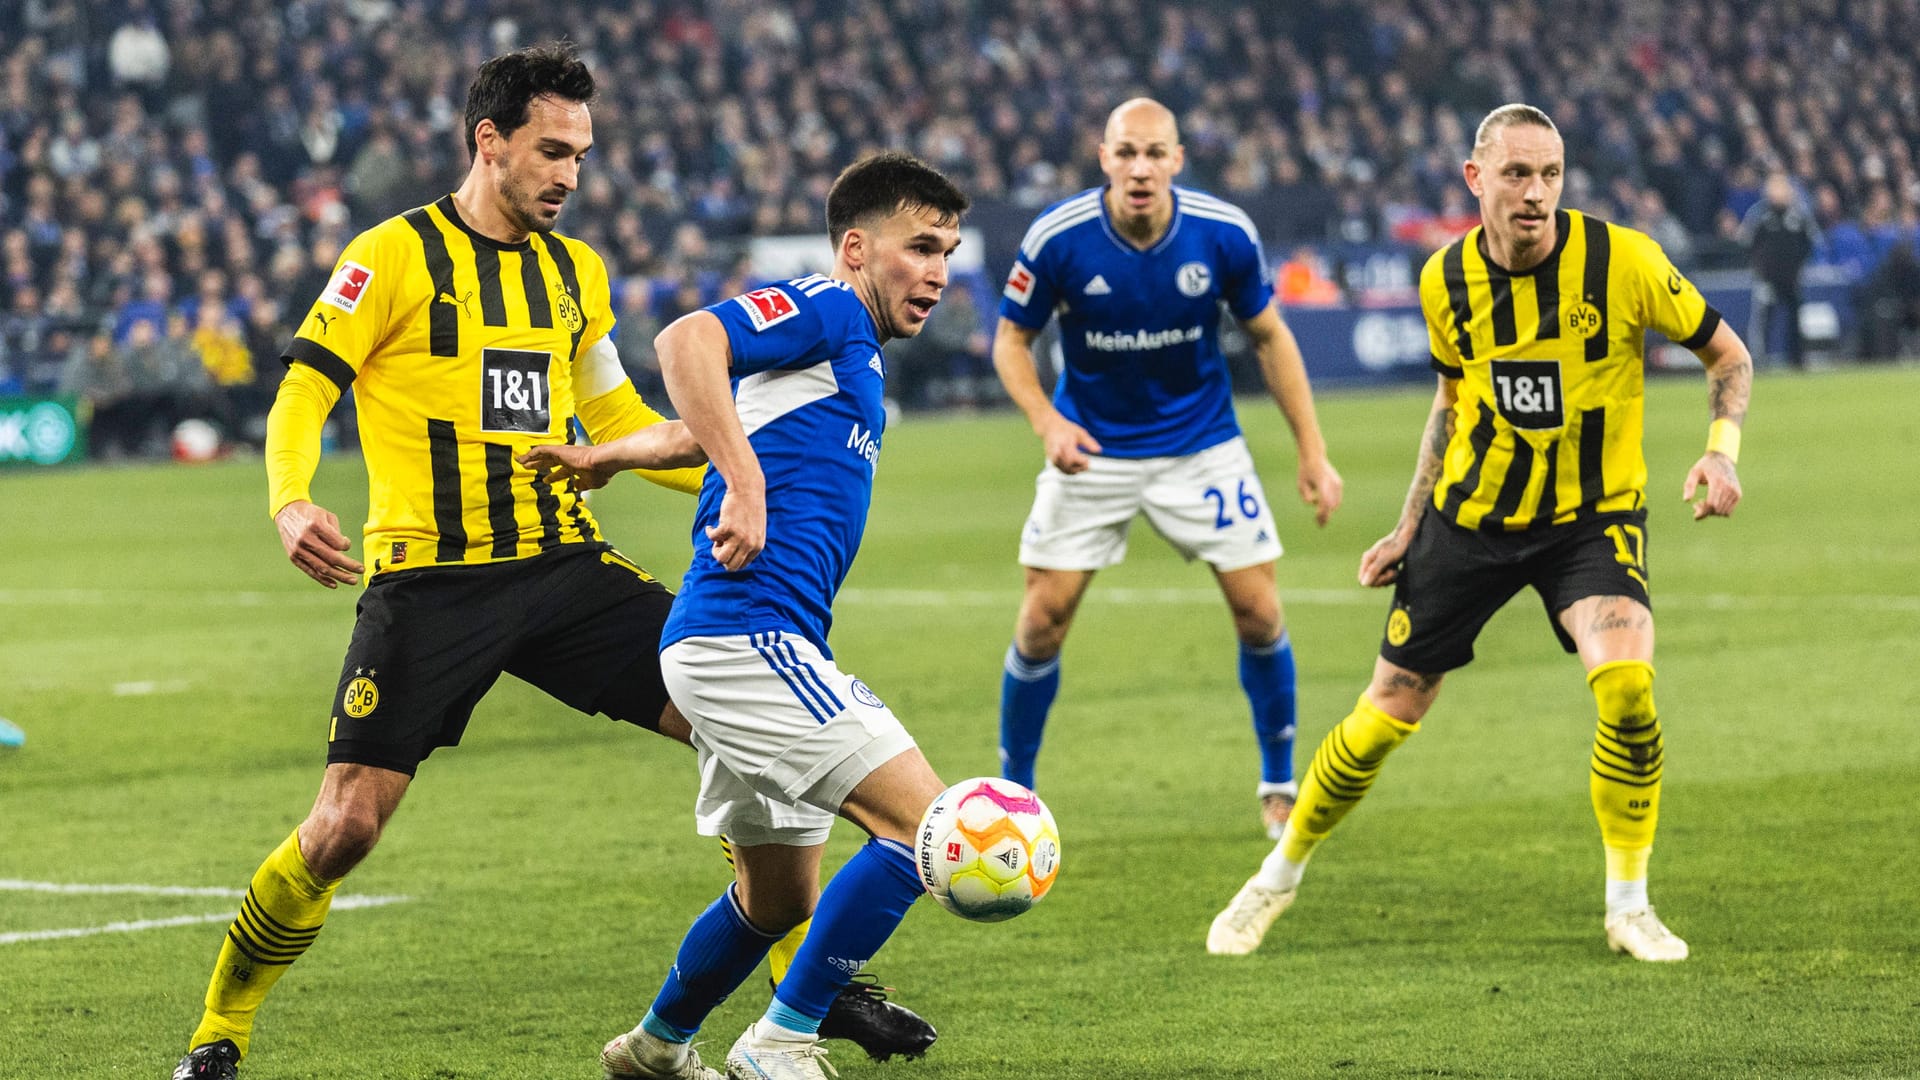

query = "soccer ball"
[
  {"left": 916, "top": 777, "right": 1060, "bottom": 922},
  {"left": 171, "top": 418, "right": 221, "bottom": 462}
]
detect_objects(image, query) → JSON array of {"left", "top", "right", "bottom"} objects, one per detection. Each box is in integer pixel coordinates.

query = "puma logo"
[
  {"left": 437, "top": 290, "right": 474, "bottom": 318},
  {"left": 310, "top": 311, "right": 333, "bottom": 334}
]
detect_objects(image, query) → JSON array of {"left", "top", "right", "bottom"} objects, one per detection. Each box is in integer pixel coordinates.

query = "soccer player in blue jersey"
[
  {"left": 993, "top": 98, "right": 1344, "bottom": 837},
  {"left": 522, "top": 152, "right": 968, "bottom": 1080}
]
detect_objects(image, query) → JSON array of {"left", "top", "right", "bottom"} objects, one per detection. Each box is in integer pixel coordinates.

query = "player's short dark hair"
[
  {"left": 464, "top": 41, "right": 596, "bottom": 158},
  {"left": 825, "top": 152, "right": 970, "bottom": 249}
]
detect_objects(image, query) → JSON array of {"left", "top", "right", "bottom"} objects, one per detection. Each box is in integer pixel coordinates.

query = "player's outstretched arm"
[
  {"left": 658, "top": 310, "right": 765, "bottom": 570},
  {"left": 1359, "top": 375, "right": 1458, "bottom": 587},
  {"left": 992, "top": 316, "right": 1102, "bottom": 473},
  {"left": 517, "top": 422, "right": 707, "bottom": 491},
  {"left": 1242, "top": 304, "right": 1342, "bottom": 525},
  {"left": 1683, "top": 320, "right": 1751, "bottom": 521}
]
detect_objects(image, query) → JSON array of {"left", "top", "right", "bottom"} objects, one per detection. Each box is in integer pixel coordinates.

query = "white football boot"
[
  {"left": 601, "top": 1027, "right": 722, "bottom": 1080},
  {"left": 1604, "top": 906, "right": 1690, "bottom": 961},
  {"left": 1206, "top": 875, "right": 1297, "bottom": 955},
  {"left": 726, "top": 1019, "right": 839, "bottom": 1080}
]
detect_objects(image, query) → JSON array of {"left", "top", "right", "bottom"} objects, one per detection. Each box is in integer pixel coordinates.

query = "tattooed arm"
[
  {"left": 1358, "top": 375, "right": 1460, "bottom": 587},
  {"left": 1683, "top": 319, "right": 1752, "bottom": 521}
]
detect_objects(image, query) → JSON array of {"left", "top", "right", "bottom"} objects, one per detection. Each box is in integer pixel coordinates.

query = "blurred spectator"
[
  {"left": 5, "top": 0, "right": 1920, "bottom": 428},
  {"left": 345, "top": 123, "right": 410, "bottom": 222},
  {"left": 1277, "top": 246, "right": 1344, "bottom": 307},
  {"left": 107, "top": 7, "right": 170, "bottom": 95},
  {"left": 1738, "top": 173, "right": 1821, "bottom": 368},
  {"left": 1857, "top": 222, "right": 1920, "bottom": 361}
]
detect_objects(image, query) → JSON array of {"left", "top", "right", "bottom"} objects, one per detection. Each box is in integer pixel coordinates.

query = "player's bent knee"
[
  {"left": 1232, "top": 610, "right": 1283, "bottom": 647},
  {"left": 1588, "top": 659, "right": 1656, "bottom": 720},
  {"left": 1365, "top": 663, "right": 1443, "bottom": 724},
  {"left": 299, "top": 806, "right": 383, "bottom": 878},
  {"left": 840, "top": 748, "right": 945, "bottom": 844}
]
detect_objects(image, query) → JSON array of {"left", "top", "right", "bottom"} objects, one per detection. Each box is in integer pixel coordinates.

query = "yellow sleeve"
[
  {"left": 1626, "top": 231, "right": 1720, "bottom": 349},
  {"left": 1418, "top": 249, "right": 1465, "bottom": 376},
  {"left": 571, "top": 333, "right": 703, "bottom": 496},
  {"left": 282, "top": 223, "right": 406, "bottom": 393},
  {"left": 265, "top": 363, "right": 343, "bottom": 518},
  {"left": 575, "top": 240, "right": 618, "bottom": 353}
]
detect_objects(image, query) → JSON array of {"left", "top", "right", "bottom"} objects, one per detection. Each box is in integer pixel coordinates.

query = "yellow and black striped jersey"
[
  {"left": 1419, "top": 209, "right": 1720, "bottom": 531},
  {"left": 283, "top": 195, "right": 682, "bottom": 577}
]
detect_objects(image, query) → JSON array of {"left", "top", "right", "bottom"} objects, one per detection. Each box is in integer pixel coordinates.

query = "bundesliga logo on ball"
[{"left": 916, "top": 777, "right": 1061, "bottom": 922}]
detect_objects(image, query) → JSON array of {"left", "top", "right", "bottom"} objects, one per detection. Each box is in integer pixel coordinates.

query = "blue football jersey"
[
  {"left": 998, "top": 186, "right": 1274, "bottom": 458},
  {"left": 661, "top": 274, "right": 887, "bottom": 657}
]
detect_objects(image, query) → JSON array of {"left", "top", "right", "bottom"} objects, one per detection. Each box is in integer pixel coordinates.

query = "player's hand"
[
  {"left": 1683, "top": 452, "right": 1741, "bottom": 520},
  {"left": 275, "top": 500, "right": 363, "bottom": 589},
  {"left": 1358, "top": 528, "right": 1414, "bottom": 588},
  {"left": 1298, "top": 456, "right": 1344, "bottom": 527},
  {"left": 517, "top": 443, "right": 615, "bottom": 491},
  {"left": 707, "top": 487, "right": 766, "bottom": 571},
  {"left": 1040, "top": 415, "right": 1102, "bottom": 474}
]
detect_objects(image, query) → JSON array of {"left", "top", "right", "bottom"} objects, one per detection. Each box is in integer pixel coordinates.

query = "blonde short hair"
[{"left": 1473, "top": 104, "right": 1559, "bottom": 157}]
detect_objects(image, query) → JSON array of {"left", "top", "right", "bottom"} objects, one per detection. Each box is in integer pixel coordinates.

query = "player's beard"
[{"left": 498, "top": 170, "right": 564, "bottom": 235}]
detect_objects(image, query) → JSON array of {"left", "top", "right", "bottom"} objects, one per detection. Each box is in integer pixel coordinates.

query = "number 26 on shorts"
[{"left": 1203, "top": 479, "right": 1263, "bottom": 530}]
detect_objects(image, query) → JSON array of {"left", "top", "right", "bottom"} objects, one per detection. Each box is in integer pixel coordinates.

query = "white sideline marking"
[
  {"left": 0, "top": 585, "right": 1915, "bottom": 613},
  {"left": 0, "top": 879, "right": 245, "bottom": 897},
  {"left": 111, "top": 680, "right": 192, "bottom": 697},
  {"left": 0, "top": 881, "right": 411, "bottom": 946}
]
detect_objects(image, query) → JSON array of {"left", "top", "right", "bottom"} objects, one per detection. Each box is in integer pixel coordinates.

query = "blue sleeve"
[
  {"left": 1221, "top": 224, "right": 1275, "bottom": 322},
  {"left": 706, "top": 284, "right": 829, "bottom": 376},
  {"left": 997, "top": 248, "right": 1059, "bottom": 329}
]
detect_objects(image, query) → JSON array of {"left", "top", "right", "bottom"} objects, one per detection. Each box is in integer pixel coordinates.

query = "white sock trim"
[
  {"left": 1004, "top": 644, "right": 1060, "bottom": 681},
  {"left": 1241, "top": 630, "right": 1292, "bottom": 657},
  {"left": 1252, "top": 841, "right": 1307, "bottom": 892},
  {"left": 1606, "top": 878, "right": 1650, "bottom": 916}
]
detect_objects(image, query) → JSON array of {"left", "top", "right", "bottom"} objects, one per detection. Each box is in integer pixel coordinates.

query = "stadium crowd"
[{"left": 3, "top": 0, "right": 1920, "bottom": 453}]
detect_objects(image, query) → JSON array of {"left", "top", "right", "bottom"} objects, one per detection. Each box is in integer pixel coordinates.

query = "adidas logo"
[{"left": 1083, "top": 275, "right": 1112, "bottom": 295}]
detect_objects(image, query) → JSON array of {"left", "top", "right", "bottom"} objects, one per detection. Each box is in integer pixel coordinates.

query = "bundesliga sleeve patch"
[
  {"left": 1004, "top": 262, "right": 1036, "bottom": 306},
  {"left": 734, "top": 286, "right": 800, "bottom": 332},
  {"left": 321, "top": 261, "right": 374, "bottom": 314}
]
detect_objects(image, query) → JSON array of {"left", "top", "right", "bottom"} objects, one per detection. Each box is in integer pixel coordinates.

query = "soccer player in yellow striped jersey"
[
  {"left": 172, "top": 45, "right": 927, "bottom": 1080},
  {"left": 1207, "top": 104, "right": 1752, "bottom": 964}
]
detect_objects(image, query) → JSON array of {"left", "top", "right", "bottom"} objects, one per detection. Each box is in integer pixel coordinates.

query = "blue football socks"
[
  {"left": 642, "top": 884, "right": 783, "bottom": 1043},
  {"left": 767, "top": 838, "right": 923, "bottom": 1034},
  {"left": 999, "top": 644, "right": 1060, "bottom": 790},
  {"left": 1239, "top": 631, "right": 1298, "bottom": 786}
]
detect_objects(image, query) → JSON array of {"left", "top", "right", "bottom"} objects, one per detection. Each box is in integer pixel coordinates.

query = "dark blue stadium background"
[{"left": 2, "top": 0, "right": 1917, "bottom": 459}]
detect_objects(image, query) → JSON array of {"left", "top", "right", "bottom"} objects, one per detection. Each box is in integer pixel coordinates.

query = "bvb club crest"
[
  {"left": 555, "top": 288, "right": 585, "bottom": 334},
  {"left": 1387, "top": 609, "right": 1412, "bottom": 646},
  {"left": 1565, "top": 301, "right": 1603, "bottom": 339},
  {"left": 343, "top": 676, "right": 379, "bottom": 718}
]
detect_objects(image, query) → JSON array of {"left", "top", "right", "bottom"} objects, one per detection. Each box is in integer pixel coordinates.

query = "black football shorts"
[
  {"left": 1378, "top": 505, "right": 1651, "bottom": 674},
  {"left": 324, "top": 544, "right": 674, "bottom": 774}
]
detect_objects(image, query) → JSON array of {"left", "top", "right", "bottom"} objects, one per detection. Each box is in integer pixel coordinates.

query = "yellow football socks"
[
  {"left": 1588, "top": 660, "right": 1662, "bottom": 887},
  {"left": 1280, "top": 694, "right": 1420, "bottom": 864},
  {"left": 189, "top": 829, "right": 341, "bottom": 1056}
]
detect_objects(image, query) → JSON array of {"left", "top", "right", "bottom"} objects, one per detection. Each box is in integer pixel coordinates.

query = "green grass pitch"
[{"left": 2, "top": 367, "right": 1916, "bottom": 1078}]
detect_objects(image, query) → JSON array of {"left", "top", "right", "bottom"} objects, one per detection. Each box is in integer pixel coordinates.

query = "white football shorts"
[
  {"left": 1018, "top": 435, "right": 1284, "bottom": 572},
  {"left": 661, "top": 631, "right": 918, "bottom": 847}
]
